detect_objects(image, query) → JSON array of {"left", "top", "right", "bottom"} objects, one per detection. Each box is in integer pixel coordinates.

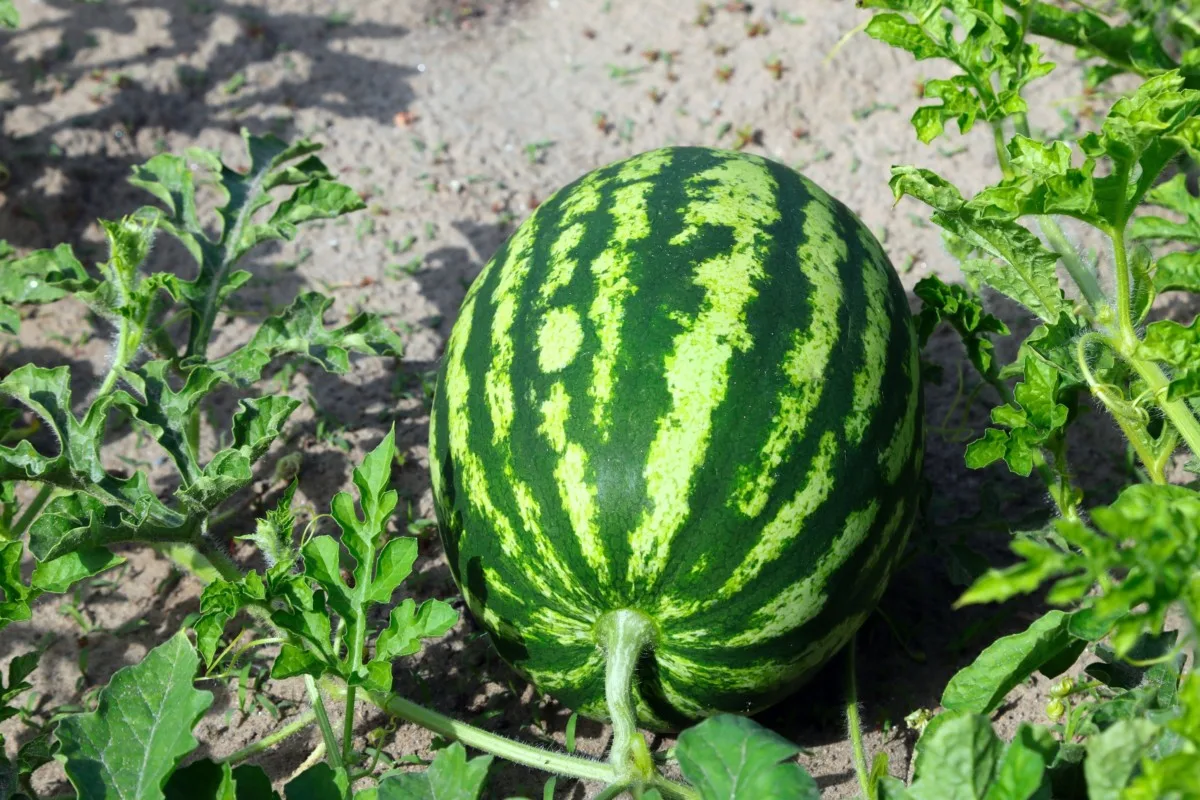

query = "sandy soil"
[{"left": 0, "top": 0, "right": 1132, "bottom": 797}]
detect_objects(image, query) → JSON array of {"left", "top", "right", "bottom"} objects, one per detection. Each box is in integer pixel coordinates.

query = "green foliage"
[
  {"left": 941, "top": 610, "right": 1085, "bottom": 715},
  {"left": 362, "top": 744, "right": 492, "bottom": 800},
  {"left": 675, "top": 715, "right": 819, "bottom": 800},
  {"left": 55, "top": 632, "right": 213, "bottom": 800},
  {"left": 163, "top": 760, "right": 278, "bottom": 800},
  {"left": 862, "top": 0, "right": 1200, "bottom": 798},
  {"left": 880, "top": 717, "right": 1058, "bottom": 800},
  {"left": 959, "top": 483, "right": 1200, "bottom": 656},
  {"left": 193, "top": 430, "right": 456, "bottom": 694},
  {"left": 0, "top": 130, "right": 401, "bottom": 633},
  {"left": 862, "top": 0, "right": 1055, "bottom": 143}
]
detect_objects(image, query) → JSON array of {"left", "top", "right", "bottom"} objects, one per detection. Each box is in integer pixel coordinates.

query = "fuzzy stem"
[
  {"left": 220, "top": 709, "right": 317, "bottom": 766},
  {"left": 305, "top": 675, "right": 344, "bottom": 772},
  {"left": 95, "top": 318, "right": 139, "bottom": 398},
  {"left": 361, "top": 687, "right": 615, "bottom": 782},
  {"left": 1110, "top": 227, "right": 1138, "bottom": 347},
  {"left": 592, "top": 782, "right": 632, "bottom": 800},
  {"left": 994, "top": 119, "right": 1105, "bottom": 311},
  {"left": 1036, "top": 216, "right": 1105, "bottom": 311},
  {"left": 846, "top": 637, "right": 873, "bottom": 800},
  {"left": 9, "top": 484, "right": 54, "bottom": 539},
  {"left": 1106, "top": 228, "right": 1200, "bottom": 460},
  {"left": 191, "top": 526, "right": 244, "bottom": 583},
  {"left": 595, "top": 610, "right": 657, "bottom": 782},
  {"left": 1126, "top": 356, "right": 1200, "bottom": 462}
]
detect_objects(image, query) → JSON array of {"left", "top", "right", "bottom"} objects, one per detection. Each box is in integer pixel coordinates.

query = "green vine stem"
[
  {"left": 1035, "top": 215, "right": 1105, "bottom": 311},
  {"left": 305, "top": 675, "right": 345, "bottom": 773},
  {"left": 219, "top": 709, "right": 317, "bottom": 766},
  {"left": 359, "top": 686, "right": 613, "bottom": 782},
  {"left": 179, "top": 534, "right": 688, "bottom": 796},
  {"left": 95, "top": 316, "right": 141, "bottom": 398},
  {"left": 999, "top": 115, "right": 1106, "bottom": 311},
  {"left": 845, "top": 636, "right": 873, "bottom": 800},
  {"left": 595, "top": 610, "right": 657, "bottom": 782},
  {"left": 352, "top": 684, "right": 699, "bottom": 799},
  {"left": 592, "top": 782, "right": 633, "bottom": 800},
  {"left": 9, "top": 483, "right": 53, "bottom": 539}
]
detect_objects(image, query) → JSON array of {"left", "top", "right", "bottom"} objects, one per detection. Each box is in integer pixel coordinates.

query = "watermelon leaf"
[
  {"left": 163, "top": 759, "right": 279, "bottom": 800},
  {"left": 54, "top": 631, "right": 213, "bottom": 800},
  {"left": 963, "top": 356, "right": 1072, "bottom": 478},
  {"left": 207, "top": 293, "right": 403, "bottom": 385},
  {"left": 892, "top": 713, "right": 1052, "bottom": 800},
  {"left": 891, "top": 167, "right": 1067, "bottom": 323},
  {"left": 676, "top": 715, "right": 819, "bottom": 800},
  {"left": 861, "top": 0, "right": 1054, "bottom": 144},
  {"left": 913, "top": 275, "right": 1008, "bottom": 377},
  {"left": 362, "top": 743, "right": 493, "bottom": 800},
  {"left": 941, "top": 610, "right": 1082, "bottom": 715},
  {"left": 128, "top": 130, "right": 365, "bottom": 359},
  {"left": 282, "top": 763, "right": 349, "bottom": 800},
  {"left": 374, "top": 597, "right": 458, "bottom": 662},
  {"left": 959, "top": 484, "right": 1200, "bottom": 659},
  {"left": 1083, "top": 719, "right": 1160, "bottom": 800}
]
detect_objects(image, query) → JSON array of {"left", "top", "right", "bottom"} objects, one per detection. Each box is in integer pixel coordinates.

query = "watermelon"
[{"left": 429, "top": 146, "right": 922, "bottom": 730}]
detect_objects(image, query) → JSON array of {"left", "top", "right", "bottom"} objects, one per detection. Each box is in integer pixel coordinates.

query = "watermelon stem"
[
  {"left": 595, "top": 609, "right": 658, "bottom": 784},
  {"left": 845, "top": 635, "right": 874, "bottom": 800}
]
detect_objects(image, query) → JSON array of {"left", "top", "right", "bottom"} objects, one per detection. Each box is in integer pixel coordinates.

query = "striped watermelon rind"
[{"left": 430, "top": 146, "right": 923, "bottom": 730}]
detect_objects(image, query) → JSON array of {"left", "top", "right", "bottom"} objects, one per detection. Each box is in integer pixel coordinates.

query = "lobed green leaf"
[
  {"left": 675, "top": 715, "right": 819, "bottom": 800},
  {"left": 55, "top": 632, "right": 212, "bottom": 800}
]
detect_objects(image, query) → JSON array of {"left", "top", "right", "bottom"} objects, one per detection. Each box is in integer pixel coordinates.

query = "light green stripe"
[
  {"left": 540, "top": 170, "right": 605, "bottom": 303},
  {"left": 844, "top": 228, "right": 892, "bottom": 444},
  {"left": 542, "top": 223, "right": 584, "bottom": 302},
  {"left": 428, "top": 378, "right": 444, "bottom": 503},
  {"left": 524, "top": 649, "right": 604, "bottom": 693},
  {"left": 861, "top": 498, "right": 907, "bottom": 578},
  {"left": 539, "top": 382, "right": 609, "bottom": 589},
  {"left": 722, "top": 500, "right": 879, "bottom": 648},
  {"left": 656, "top": 430, "right": 839, "bottom": 624},
  {"left": 461, "top": 216, "right": 595, "bottom": 608},
  {"left": 658, "top": 610, "right": 868, "bottom": 704},
  {"left": 443, "top": 291, "right": 541, "bottom": 590},
  {"left": 484, "top": 220, "right": 536, "bottom": 443},
  {"left": 671, "top": 491, "right": 878, "bottom": 647},
  {"left": 483, "top": 566, "right": 593, "bottom": 647},
  {"left": 627, "top": 155, "right": 780, "bottom": 589},
  {"left": 588, "top": 150, "right": 671, "bottom": 437},
  {"left": 537, "top": 306, "right": 584, "bottom": 373},
  {"left": 732, "top": 197, "right": 846, "bottom": 519}
]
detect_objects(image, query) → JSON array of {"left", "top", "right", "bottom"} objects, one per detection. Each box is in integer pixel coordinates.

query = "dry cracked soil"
[{"left": 0, "top": 0, "right": 1136, "bottom": 797}]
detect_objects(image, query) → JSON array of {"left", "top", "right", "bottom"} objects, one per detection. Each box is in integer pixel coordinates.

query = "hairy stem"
[
  {"left": 1107, "top": 227, "right": 1200, "bottom": 460},
  {"left": 1036, "top": 216, "right": 1105, "bottom": 311},
  {"left": 846, "top": 637, "right": 873, "bottom": 800},
  {"left": 191, "top": 525, "right": 244, "bottom": 583},
  {"left": 305, "top": 675, "right": 345, "bottom": 773},
  {"left": 1126, "top": 356, "right": 1200, "bottom": 462},
  {"left": 994, "top": 119, "right": 1105, "bottom": 311},
  {"left": 9, "top": 483, "right": 54, "bottom": 539},
  {"left": 361, "top": 687, "right": 615, "bottom": 783},
  {"left": 1110, "top": 227, "right": 1138, "bottom": 347},
  {"left": 220, "top": 709, "right": 317, "bottom": 766},
  {"left": 595, "top": 609, "right": 657, "bottom": 783},
  {"left": 1076, "top": 334, "right": 1163, "bottom": 481},
  {"left": 95, "top": 317, "right": 141, "bottom": 398}
]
